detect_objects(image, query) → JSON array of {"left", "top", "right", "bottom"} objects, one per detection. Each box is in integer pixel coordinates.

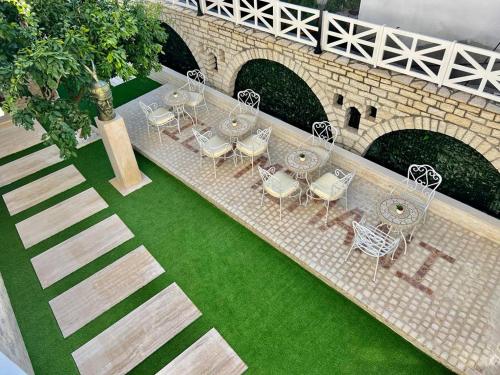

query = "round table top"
[
  {"left": 164, "top": 91, "right": 187, "bottom": 107},
  {"left": 219, "top": 117, "right": 253, "bottom": 138},
  {"left": 377, "top": 195, "right": 422, "bottom": 230},
  {"left": 286, "top": 149, "right": 321, "bottom": 174}
]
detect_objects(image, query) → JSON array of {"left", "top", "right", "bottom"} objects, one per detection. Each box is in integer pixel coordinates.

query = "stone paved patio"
[{"left": 117, "top": 83, "right": 500, "bottom": 375}]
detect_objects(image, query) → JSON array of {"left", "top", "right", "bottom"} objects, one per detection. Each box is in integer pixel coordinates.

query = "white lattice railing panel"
[
  {"left": 205, "top": 0, "right": 237, "bottom": 21},
  {"left": 174, "top": 0, "right": 198, "bottom": 10},
  {"left": 377, "top": 28, "right": 452, "bottom": 83},
  {"left": 277, "top": 3, "right": 319, "bottom": 46},
  {"left": 444, "top": 44, "right": 500, "bottom": 101},
  {"left": 322, "top": 13, "right": 380, "bottom": 65},
  {"left": 239, "top": 0, "right": 276, "bottom": 34}
]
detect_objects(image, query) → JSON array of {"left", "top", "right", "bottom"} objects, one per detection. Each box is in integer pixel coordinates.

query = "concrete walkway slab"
[
  {"left": 0, "top": 145, "right": 62, "bottom": 188},
  {"left": 156, "top": 328, "right": 247, "bottom": 375},
  {"left": 3, "top": 165, "right": 85, "bottom": 215},
  {"left": 31, "top": 214, "right": 134, "bottom": 289},
  {"left": 0, "top": 120, "right": 45, "bottom": 159},
  {"left": 15, "top": 188, "right": 108, "bottom": 248},
  {"left": 49, "top": 246, "right": 164, "bottom": 338},
  {"left": 72, "top": 283, "right": 202, "bottom": 375}
]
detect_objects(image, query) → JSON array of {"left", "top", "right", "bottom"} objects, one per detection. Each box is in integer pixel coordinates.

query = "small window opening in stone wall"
[
  {"left": 367, "top": 105, "right": 377, "bottom": 120},
  {"left": 346, "top": 107, "right": 361, "bottom": 130},
  {"left": 334, "top": 94, "right": 344, "bottom": 106},
  {"left": 207, "top": 52, "right": 218, "bottom": 72}
]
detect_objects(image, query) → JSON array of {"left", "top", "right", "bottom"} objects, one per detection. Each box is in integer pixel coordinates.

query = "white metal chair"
[
  {"left": 306, "top": 169, "right": 356, "bottom": 223},
  {"left": 257, "top": 165, "right": 301, "bottom": 220},
  {"left": 192, "top": 128, "right": 234, "bottom": 179},
  {"left": 306, "top": 121, "right": 339, "bottom": 170},
  {"left": 392, "top": 164, "right": 442, "bottom": 223},
  {"left": 229, "top": 89, "right": 260, "bottom": 126},
  {"left": 179, "top": 69, "right": 208, "bottom": 125},
  {"left": 235, "top": 127, "right": 272, "bottom": 175},
  {"left": 345, "top": 221, "right": 400, "bottom": 282},
  {"left": 139, "top": 101, "right": 179, "bottom": 145}
]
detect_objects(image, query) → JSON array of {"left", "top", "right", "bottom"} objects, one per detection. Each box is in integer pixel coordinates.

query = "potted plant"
[
  {"left": 395, "top": 204, "right": 404, "bottom": 215},
  {"left": 299, "top": 153, "right": 306, "bottom": 162},
  {"left": 231, "top": 118, "right": 238, "bottom": 127}
]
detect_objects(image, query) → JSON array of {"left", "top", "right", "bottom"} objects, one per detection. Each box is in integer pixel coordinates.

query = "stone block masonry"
[{"left": 160, "top": 5, "right": 500, "bottom": 171}]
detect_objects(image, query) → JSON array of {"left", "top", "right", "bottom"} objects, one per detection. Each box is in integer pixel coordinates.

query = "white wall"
[{"left": 358, "top": 0, "right": 500, "bottom": 49}]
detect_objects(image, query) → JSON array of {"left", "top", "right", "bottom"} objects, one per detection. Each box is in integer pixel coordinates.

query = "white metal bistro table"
[
  {"left": 285, "top": 149, "right": 321, "bottom": 185},
  {"left": 164, "top": 90, "right": 194, "bottom": 126},
  {"left": 218, "top": 117, "right": 253, "bottom": 143},
  {"left": 376, "top": 195, "right": 423, "bottom": 257}
]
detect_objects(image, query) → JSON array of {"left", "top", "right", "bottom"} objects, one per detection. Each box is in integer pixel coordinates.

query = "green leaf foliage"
[
  {"left": 0, "top": 0, "right": 167, "bottom": 158},
  {"left": 365, "top": 130, "right": 500, "bottom": 218},
  {"left": 234, "top": 59, "right": 328, "bottom": 133}
]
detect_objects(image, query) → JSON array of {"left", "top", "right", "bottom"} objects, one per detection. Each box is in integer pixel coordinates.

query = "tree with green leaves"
[{"left": 0, "top": 0, "right": 167, "bottom": 158}]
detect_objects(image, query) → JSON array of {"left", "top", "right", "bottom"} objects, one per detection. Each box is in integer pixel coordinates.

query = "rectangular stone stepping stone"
[
  {"left": 31, "top": 214, "right": 134, "bottom": 289},
  {"left": 49, "top": 246, "right": 164, "bottom": 338},
  {"left": 3, "top": 165, "right": 85, "bottom": 215},
  {"left": 0, "top": 120, "right": 45, "bottom": 159},
  {"left": 15, "top": 188, "right": 108, "bottom": 249},
  {"left": 0, "top": 145, "right": 62, "bottom": 188},
  {"left": 72, "top": 283, "right": 202, "bottom": 375},
  {"left": 156, "top": 328, "right": 247, "bottom": 375}
]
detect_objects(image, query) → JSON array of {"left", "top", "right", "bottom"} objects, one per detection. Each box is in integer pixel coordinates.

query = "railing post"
[
  {"left": 197, "top": 0, "right": 205, "bottom": 16},
  {"left": 313, "top": 0, "right": 327, "bottom": 54},
  {"left": 373, "top": 24, "right": 385, "bottom": 68},
  {"left": 273, "top": 0, "right": 279, "bottom": 38},
  {"left": 439, "top": 40, "right": 457, "bottom": 87},
  {"left": 233, "top": 0, "right": 241, "bottom": 24}
]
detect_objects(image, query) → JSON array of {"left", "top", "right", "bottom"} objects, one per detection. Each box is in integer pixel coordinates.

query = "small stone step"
[
  {"left": 156, "top": 328, "right": 247, "bottom": 375},
  {"left": 72, "top": 283, "right": 202, "bottom": 375},
  {"left": 49, "top": 246, "right": 165, "bottom": 338},
  {"left": 3, "top": 165, "right": 85, "bottom": 215},
  {"left": 15, "top": 188, "right": 108, "bottom": 248},
  {"left": 31, "top": 214, "right": 134, "bottom": 289},
  {"left": 0, "top": 120, "right": 45, "bottom": 159},
  {"left": 0, "top": 145, "right": 62, "bottom": 188}
]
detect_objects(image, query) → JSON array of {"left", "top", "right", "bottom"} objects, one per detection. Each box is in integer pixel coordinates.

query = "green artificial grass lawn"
[{"left": 0, "top": 78, "right": 452, "bottom": 374}]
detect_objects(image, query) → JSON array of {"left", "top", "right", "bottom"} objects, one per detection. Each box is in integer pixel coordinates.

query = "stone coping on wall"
[{"left": 150, "top": 66, "right": 500, "bottom": 244}]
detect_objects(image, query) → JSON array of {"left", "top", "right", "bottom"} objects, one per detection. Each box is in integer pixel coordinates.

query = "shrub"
[
  {"left": 160, "top": 23, "right": 199, "bottom": 75},
  {"left": 365, "top": 130, "right": 500, "bottom": 218},
  {"left": 234, "top": 59, "right": 327, "bottom": 133}
]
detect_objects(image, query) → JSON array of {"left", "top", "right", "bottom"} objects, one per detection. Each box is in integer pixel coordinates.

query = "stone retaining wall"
[{"left": 160, "top": 4, "right": 500, "bottom": 171}]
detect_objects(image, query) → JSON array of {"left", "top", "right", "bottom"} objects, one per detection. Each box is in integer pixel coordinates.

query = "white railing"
[{"left": 169, "top": 0, "right": 500, "bottom": 103}]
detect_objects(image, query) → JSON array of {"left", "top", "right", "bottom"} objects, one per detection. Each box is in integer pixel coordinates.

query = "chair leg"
[
  {"left": 344, "top": 243, "right": 355, "bottom": 262},
  {"left": 212, "top": 157, "right": 217, "bottom": 179},
  {"left": 267, "top": 148, "right": 271, "bottom": 166},
  {"left": 279, "top": 197, "right": 282, "bottom": 221},
  {"left": 157, "top": 127, "right": 163, "bottom": 145},
  {"left": 260, "top": 189, "right": 265, "bottom": 207},
  {"left": 176, "top": 118, "right": 181, "bottom": 135},
  {"left": 373, "top": 257, "right": 380, "bottom": 282},
  {"left": 251, "top": 155, "right": 254, "bottom": 176},
  {"left": 194, "top": 106, "right": 198, "bottom": 126},
  {"left": 325, "top": 200, "right": 330, "bottom": 224}
]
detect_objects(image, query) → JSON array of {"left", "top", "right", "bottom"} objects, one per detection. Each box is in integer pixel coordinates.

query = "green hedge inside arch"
[
  {"left": 365, "top": 130, "right": 500, "bottom": 218},
  {"left": 233, "top": 59, "right": 328, "bottom": 134},
  {"left": 159, "top": 23, "right": 199, "bottom": 75}
]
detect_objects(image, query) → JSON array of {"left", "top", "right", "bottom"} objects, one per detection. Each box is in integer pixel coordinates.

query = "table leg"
[{"left": 400, "top": 230, "right": 407, "bottom": 254}]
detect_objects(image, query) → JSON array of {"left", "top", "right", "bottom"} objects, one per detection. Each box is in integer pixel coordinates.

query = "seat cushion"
[
  {"left": 310, "top": 146, "right": 330, "bottom": 165},
  {"left": 264, "top": 171, "right": 299, "bottom": 198},
  {"left": 236, "top": 135, "right": 267, "bottom": 156},
  {"left": 182, "top": 91, "right": 203, "bottom": 107},
  {"left": 148, "top": 108, "right": 175, "bottom": 126},
  {"left": 310, "top": 172, "right": 345, "bottom": 201},
  {"left": 236, "top": 113, "right": 257, "bottom": 126},
  {"left": 203, "top": 135, "right": 233, "bottom": 158}
]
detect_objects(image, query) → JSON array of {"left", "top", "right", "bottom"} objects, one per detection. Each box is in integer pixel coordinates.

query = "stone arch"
[
  {"left": 221, "top": 48, "right": 336, "bottom": 122},
  {"left": 354, "top": 116, "right": 498, "bottom": 168},
  {"left": 160, "top": 20, "right": 208, "bottom": 76}
]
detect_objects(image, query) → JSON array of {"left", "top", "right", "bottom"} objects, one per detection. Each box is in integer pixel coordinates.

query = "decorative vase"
[
  {"left": 396, "top": 205, "right": 404, "bottom": 215},
  {"left": 299, "top": 153, "right": 306, "bottom": 162}
]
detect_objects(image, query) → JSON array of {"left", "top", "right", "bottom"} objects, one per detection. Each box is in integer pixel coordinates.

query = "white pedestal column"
[{"left": 95, "top": 114, "right": 151, "bottom": 196}]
